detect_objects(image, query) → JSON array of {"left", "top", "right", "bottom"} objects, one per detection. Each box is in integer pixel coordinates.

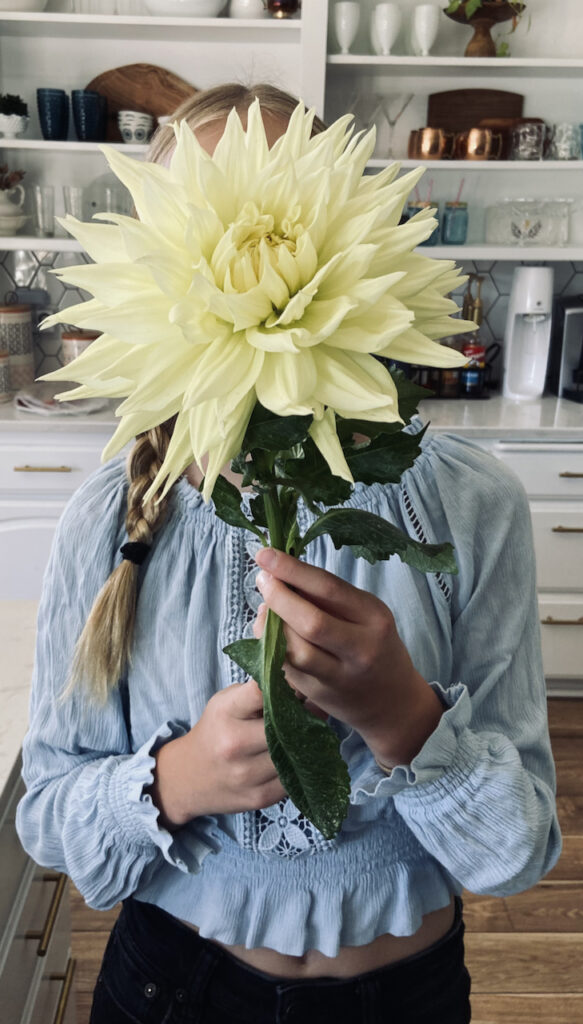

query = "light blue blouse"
[{"left": 16, "top": 430, "right": 561, "bottom": 957}]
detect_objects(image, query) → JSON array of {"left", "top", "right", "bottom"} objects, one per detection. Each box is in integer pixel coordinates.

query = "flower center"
[{"left": 211, "top": 201, "right": 301, "bottom": 298}]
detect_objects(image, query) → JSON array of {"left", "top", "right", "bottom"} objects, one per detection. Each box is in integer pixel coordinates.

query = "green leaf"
[
  {"left": 392, "top": 368, "right": 434, "bottom": 424},
  {"left": 210, "top": 474, "right": 265, "bottom": 541},
  {"left": 249, "top": 493, "right": 268, "bottom": 529},
  {"left": 283, "top": 436, "right": 353, "bottom": 508},
  {"left": 464, "top": 0, "right": 482, "bottom": 18},
  {"left": 225, "top": 615, "right": 351, "bottom": 840},
  {"left": 346, "top": 425, "right": 427, "bottom": 486},
  {"left": 445, "top": 0, "right": 463, "bottom": 11},
  {"left": 298, "top": 507, "right": 458, "bottom": 574},
  {"left": 242, "top": 403, "right": 312, "bottom": 454}
]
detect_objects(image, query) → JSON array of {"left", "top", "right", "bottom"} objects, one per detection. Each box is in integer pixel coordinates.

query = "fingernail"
[
  {"left": 256, "top": 570, "right": 271, "bottom": 591},
  {"left": 255, "top": 548, "right": 276, "bottom": 568}
]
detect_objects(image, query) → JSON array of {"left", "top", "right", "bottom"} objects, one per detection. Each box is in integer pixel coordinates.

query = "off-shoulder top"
[{"left": 16, "top": 429, "right": 561, "bottom": 956}]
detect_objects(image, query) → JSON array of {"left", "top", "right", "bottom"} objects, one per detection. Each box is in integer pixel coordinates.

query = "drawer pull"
[
  {"left": 49, "top": 957, "right": 76, "bottom": 1024},
  {"left": 13, "top": 464, "right": 73, "bottom": 473},
  {"left": 25, "top": 872, "right": 67, "bottom": 956},
  {"left": 551, "top": 525, "right": 583, "bottom": 533},
  {"left": 559, "top": 471, "right": 583, "bottom": 478},
  {"left": 541, "top": 616, "right": 583, "bottom": 626}
]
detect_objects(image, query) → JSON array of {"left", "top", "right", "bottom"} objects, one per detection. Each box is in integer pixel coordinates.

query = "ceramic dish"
[
  {"left": 144, "top": 0, "right": 227, "bottom": 14},
  {"left": 0, "top": 0, "right": 48, "bottom": 9},
  {"left": 0, "top": 212, "right": 28, "bottom": 234}
]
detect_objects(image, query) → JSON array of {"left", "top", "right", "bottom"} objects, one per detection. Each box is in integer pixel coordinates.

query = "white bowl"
[
  {"left": 0, "top": 0, "right": 48, "bottom": 10},
  {"left": 0, "top": 212, "right": 28, "bottom": 234},
  {"left": 117, "top": 110, "right": 154, "bottom": 144},
  {"left": 144, "top": 0, "right": 227, "bottom": 15}
]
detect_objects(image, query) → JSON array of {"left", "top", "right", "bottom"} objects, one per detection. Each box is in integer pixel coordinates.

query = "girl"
[{"left": 16, "top": 83, "right": 561, "bottom": 1024}]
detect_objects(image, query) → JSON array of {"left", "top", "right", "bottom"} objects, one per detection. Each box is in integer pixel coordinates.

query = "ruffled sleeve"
[
  {"left": 16, "top": 459, "right": 220, "bottom": 911},
  {"left": 340, "top": 434, "right": 562, "bottom": 895}
]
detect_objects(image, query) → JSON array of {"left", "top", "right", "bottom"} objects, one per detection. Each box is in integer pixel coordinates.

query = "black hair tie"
[{"left": 120, "top": 541, "right": 151, "bottom": 566}]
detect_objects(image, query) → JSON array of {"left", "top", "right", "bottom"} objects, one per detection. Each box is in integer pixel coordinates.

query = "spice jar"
[
  {"left": 61, "top": 327, "right": 101, "bottom": 365},
  {"left": 0, "top": 303, "right": 35, "bottom": 391},
  {"left": 0, "top": 350, "right": 11, "bottom": 402},
  {"left": 461, "top": 342, "right": 486, "bottom": 398}
]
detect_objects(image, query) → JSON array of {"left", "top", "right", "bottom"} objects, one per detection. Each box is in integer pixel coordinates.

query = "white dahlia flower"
[{"left": 40, "top": 99, "right": 471, "bottom": 501}]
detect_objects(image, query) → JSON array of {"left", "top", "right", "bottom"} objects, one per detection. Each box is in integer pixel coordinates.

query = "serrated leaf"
[
  {"left": 284, "top": 437, "right": 353, "bottom": 508},
  {"left": 392, "top": 368, "right": 434, "bottom": 424},
  {"left": 210, "top": 474, "right": 265, "bottom": 541},
  {"left": 242, "top": 403, "right": 312, "bottom": 454},
  {"left": 224, "top": 614, "right": 351, "bottom": 840},
  {"left": 346, "top": 425, "right": 427, "bottom": 486},
  {"left": 298, "top": 507, "right": 458, "bottom": 574},
  {"left": 249, "top": 493, "right": 268, "bottom": 529}
]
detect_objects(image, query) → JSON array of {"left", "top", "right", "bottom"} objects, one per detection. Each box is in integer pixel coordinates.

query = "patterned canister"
[
  {"left": 0, "top": 303, "right": 35, "bottom": 391},
  {"left": 0, "top": 350, "right": 11, "bottom": 403}
]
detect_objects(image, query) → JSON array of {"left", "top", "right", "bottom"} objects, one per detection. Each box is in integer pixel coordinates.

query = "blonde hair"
[{"left": 67, "top": 83, "right": 326, "bottom": 702}]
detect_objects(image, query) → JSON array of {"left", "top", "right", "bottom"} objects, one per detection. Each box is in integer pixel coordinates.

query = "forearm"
[{"left": 362, "top": 668, "right": 444, "bottom": 770}]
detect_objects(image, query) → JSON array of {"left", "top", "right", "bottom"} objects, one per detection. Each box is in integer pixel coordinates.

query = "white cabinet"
[
  {"left": 324, "top": 1, "right": 583, "bottom": 262},
  {"left": 0, "top": 4, "right": 329, "bottom": 252},
  {"left": 484, "top": 440, "right": 583, "bottom": 696},
  {"left": 0, "top": 418, "right": 114, "bottom": 599},
  {"left": 0, "top": 757, "right": 76, "bottom": 1024}
]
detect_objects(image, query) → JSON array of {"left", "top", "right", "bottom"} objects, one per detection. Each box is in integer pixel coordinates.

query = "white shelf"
[
  {"left": 327, "top": 55, "right": 583, "bottom": 78},
  {"left": 0, "top": 236, "right": 82, "bottom": 252},
  {"left": 368, "top": 159, "right": 583, "bottom": 172},
  {"left": 1, "top": 238, "right": 582, "bottom": 261},
  {"left": 423, "top": 245, "right": 583, "bottom": 261},
  {"left": 0, "top": 11, "right": 300, "bottom": 40},
  {"left": 0, "top": 139, "right": 147, "bottom": 154}
]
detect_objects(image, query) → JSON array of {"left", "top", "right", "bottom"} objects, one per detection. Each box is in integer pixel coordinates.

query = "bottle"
[{"left": 460, "top": 278, "right": 486, "bottom": 398}]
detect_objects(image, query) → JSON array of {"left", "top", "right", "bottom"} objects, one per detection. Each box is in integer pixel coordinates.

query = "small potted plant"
[
  {"left": 0, "top": 94, "right": 30, "bottom": 139},
  {"left": 444, "top": 0, "right": 526, "bottom": 57}
]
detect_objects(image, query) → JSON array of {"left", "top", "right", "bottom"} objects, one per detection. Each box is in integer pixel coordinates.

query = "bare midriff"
[{"left": 180, "top": 898, "right": 455, "bottom": 980}]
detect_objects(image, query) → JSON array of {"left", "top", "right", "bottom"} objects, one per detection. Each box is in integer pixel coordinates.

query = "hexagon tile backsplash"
[{"left": 1, "top": 249, "right": 583, "bottom": 386}]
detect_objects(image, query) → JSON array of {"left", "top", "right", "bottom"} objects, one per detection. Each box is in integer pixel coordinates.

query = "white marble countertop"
[
  {"left": 419, "top": 395, "right": 583, "bottom": 440},
  {"left": 0, "top": 601, "right": 37, "bottom": 799},
  {"left": 1, "top": 394, "right": 582, "bottom": 440}
]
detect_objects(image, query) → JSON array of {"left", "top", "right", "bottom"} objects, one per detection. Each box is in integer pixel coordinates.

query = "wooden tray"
[
  {"left": 85, "top": 63, "right": 197, "bottom": 142},
  {"left": 427, "top": 89, "right": 524, "bottom": 134}
]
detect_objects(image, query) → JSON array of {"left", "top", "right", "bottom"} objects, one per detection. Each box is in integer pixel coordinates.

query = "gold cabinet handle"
[
  {"left": 25, "top": 872, "right": 67, "bottom": 957},
  {"left": 49, "top": 957, "right": 76, "bottom": 1024},
  {"left": 541, "top": 616, "right": 583, "bottom": 626},
  {"left": 551, "top": 525, "right": 583, "bottom": 533},
  {"left": 13, "top": 465, "right": 73, "bottom": 473},
  {"left": 559, "top": 471, "right": 583, "bottom": 478}
]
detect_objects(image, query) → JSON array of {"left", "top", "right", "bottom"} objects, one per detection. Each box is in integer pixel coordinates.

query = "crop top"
[{"left": 16, "top": 429, "right": 561, "bottom": 957}]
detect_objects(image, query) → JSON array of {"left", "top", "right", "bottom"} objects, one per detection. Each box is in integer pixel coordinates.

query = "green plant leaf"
[
  {"left": 464, "top": 0, "right": 482, "bottom": 18},
  {"left": 210, "top": 474, "right": 265, "bottom": 541},
  {"left": 224, "top": 614, "right": 351, "bottom": 840},
  {"left": 445, "top": 0, "right": 463, "bottom": 12},
  {"left": 283, "top": 436, "right": 353, "bottom": 508},
  {"left": 242, "top": 403, "right": 312, "bottom": 454},
  {"left": 346, "top": 425, "right": 427, "bottom": 486},
  {"left": 298, "top": 507, "right": 458, "bottom": 574}
]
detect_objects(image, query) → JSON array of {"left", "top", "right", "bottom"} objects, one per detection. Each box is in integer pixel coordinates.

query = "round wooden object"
[{"left": 85, "top": 63, "right": 197, "bottom": 142}]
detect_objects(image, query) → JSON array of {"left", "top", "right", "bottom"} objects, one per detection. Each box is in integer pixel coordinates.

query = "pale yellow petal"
[{"left": 309, "top": 407, "right": 353, "bottom": 483}]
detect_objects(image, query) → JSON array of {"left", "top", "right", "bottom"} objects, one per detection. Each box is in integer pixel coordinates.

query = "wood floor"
[{"left": 69, "top": 697, "right": 583, "bottom": 1024}]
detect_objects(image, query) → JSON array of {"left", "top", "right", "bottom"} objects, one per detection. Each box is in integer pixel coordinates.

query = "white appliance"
[{"left": 503, "top": 266, "right": 554, "bottom": 400}]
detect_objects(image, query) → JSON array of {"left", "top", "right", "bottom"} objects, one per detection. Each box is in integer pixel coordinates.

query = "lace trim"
[
  {"left": 237, "top": 532, "right": 336, "bottom": 858},
  {"left": 402, "top": 486, "right": 451, "bottom": 601}
]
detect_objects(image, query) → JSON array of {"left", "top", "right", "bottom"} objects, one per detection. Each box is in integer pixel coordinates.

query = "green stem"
[{"left": 263, "top": 485, "right": 285, "bottom": 551}]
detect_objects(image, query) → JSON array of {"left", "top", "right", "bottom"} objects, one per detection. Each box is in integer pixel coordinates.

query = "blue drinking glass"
[
  {"left": 72, "top": 90, "right": 105, "bottom": 142},
  {"left": 37, "top": 88, "right": 69, "bottom": 142},
  {"left": 442, "top": 202, "right": 468, "bottom": 245}
]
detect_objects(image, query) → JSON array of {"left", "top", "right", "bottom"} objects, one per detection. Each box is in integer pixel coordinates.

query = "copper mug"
[
  {"left": 408, "top": 127, "right": 454, "bottom": 159},
  {"left": 454, "top": 127, "right": 502, "bottom": 160}
]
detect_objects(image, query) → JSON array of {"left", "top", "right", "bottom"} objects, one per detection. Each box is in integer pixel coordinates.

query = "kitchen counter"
[
  {"left": 1, "top": 395, "right": 582, "bottom": 440},
  {"left": 0, "top": 601, "right": 37, "bottom": 799},
  {"left": 419, "top": 395, "right": 583, "bottom": 440}
]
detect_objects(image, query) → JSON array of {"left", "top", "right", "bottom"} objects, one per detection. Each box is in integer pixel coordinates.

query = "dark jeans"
[{"left": 90, "top": 896, "right": 471, "bottom": 1024}]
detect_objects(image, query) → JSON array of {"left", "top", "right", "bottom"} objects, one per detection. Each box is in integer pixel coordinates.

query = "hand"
[
  {"left": 254, "top": 548, "right": 444, "bottom": 768},
  {"left": 148, "top": 680, "right": 286, "bottom": 829}
]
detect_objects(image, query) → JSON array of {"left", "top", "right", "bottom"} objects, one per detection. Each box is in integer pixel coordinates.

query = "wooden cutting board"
[
  {"left": 427, "top": 89, "right": 524, "bottom": 133},
  {"left": 85, "top": 63, "right": 197, "bottom": 142}
]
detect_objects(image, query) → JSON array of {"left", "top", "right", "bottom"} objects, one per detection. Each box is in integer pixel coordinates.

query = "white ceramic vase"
[
  {"left": 411, "top": 3, "right": 439, "bottom": 57},
  {"left": 229, "top": 0, "right": 265, "bottom": 14},
  {"left": 371, "top": 3, "right": 401, "bottom": 57},
  {"left": 334, "top": 1, "right": 360, "bottom": 54},
  {"left": 0, "top": 114, "right": 29, "bottom": 139}
]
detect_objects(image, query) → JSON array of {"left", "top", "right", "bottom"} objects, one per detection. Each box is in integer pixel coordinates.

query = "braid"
[{"left": 63, "top": 418, "right": 176, "bottom": 704}]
